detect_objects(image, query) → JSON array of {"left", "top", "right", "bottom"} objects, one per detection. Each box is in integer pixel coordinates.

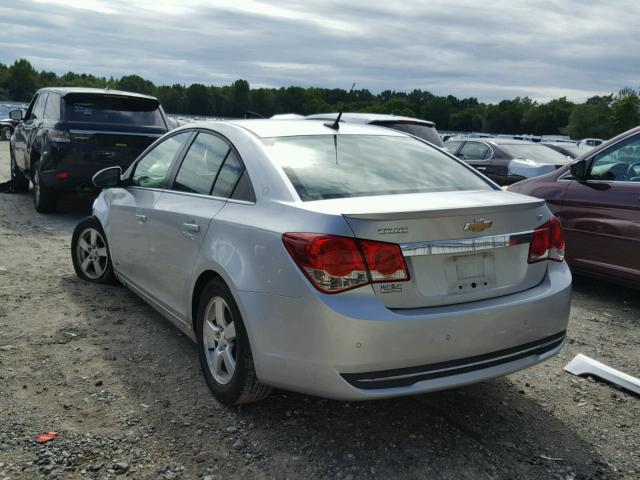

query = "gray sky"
[{"left": 1, "top": 0, "right": 637, "bottom": 102}]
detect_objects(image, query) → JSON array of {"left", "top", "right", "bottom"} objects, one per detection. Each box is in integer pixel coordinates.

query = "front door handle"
[
  {"left": 182, "top": 222, "right": 200, "bottom": 233},
  {"left": 135, "top": 214, "right": 147, "bottom": 223}
]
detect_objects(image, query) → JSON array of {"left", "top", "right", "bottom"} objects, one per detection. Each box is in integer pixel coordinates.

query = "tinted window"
[
  {"left": 31, "top": 93, "right": 48, "bottom": 120},
  {"left": 212, "top": 151, "right": 243, "bottom": 198},
  {"left": 44, "top": 93, "right": 61, "bottom": 120},
  {"left": 374, "top": 122, "right": 444, "bottom": 147},
  {"left": 459, "top": 142, "right": 491, "bottom": 160},
  {"left": 590, "top": 135, "right": 640, "bottom": 182},
  {"left": 63, "top": 94, "right": 165, "bottom": 127},
  {"left": 230, "top": 170, "right": 256, "bottom": 202},
  {"left": 132, "top": 132, "right": 191, "bottom": 188},
  {"left": 263, "top": 135, "right": 492, "bottom": 201},
  {"left": 173, "top": 133, "right": 230, "bottom": 195}
]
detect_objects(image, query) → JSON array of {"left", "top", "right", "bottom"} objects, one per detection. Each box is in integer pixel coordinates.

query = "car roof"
[
  {"left": 38, "top": 87, "right": 158, "bottom": 101},
  {"left": 175, "top": 119, "right": 408, "bottom": 138},
  {"left": 306, "top": 112, "right": 435, "bottom": 127}
]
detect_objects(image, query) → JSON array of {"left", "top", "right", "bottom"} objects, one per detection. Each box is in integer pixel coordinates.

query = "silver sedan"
[{"left": 71, "top": 119, "right": 571, "bottom": 405}]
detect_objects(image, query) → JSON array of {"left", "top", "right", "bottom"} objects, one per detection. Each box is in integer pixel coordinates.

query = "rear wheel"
[
  {"left": 197, "top": 279, "right": 271, "bottom": 405},
  {"left": 33, "top": 165, "right": 58, "bottom": 213},
  {"left": 71, "top": 217, "right": 116, "bottom": 284},
  {"left": 10, "top": 150, "right": 29, "bottom": 192}
]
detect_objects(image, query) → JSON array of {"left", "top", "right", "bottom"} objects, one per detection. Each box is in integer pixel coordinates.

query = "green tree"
[
  {"left": 117, "top": 74, "right": 155, "bottom": 95},
  {"left": 7, "top": 59, "right": 37, "bottom": 101}
]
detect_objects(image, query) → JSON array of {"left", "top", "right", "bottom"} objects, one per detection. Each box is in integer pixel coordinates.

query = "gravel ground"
[{"left": 0, "top": 142, "right": 638, "bottom": 480}]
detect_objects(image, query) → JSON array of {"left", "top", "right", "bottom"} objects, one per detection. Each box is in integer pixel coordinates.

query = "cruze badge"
[
  {"left": 464, "top": 218, "right": 493, "bottom": 233},
  {"left": 377, "top": 226, "right": 408, "bottom": 235}
]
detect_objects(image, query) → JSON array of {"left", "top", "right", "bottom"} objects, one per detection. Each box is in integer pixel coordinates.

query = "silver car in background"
[{"left": 72, "top": 119, "right": 571, "bottom": 405}]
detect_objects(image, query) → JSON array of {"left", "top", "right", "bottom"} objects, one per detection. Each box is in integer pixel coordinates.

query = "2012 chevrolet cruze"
[{"left": 71, "top": 119, "right": 572, "bottom": 405}]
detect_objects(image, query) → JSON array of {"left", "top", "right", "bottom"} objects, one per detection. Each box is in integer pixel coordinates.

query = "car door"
[
  {"left": 145, "top": 131, "right": 247, "bottom": 321},
  {"left": 561, "top": 133, "right": 640, "bottom": 281},
  {"left": 12, "top": 94, "right": 41, "bottom": 170},
  {"left": 106, "top": 131, "right": 193, "bottom": 289},
  {"left": 456, "top": 141, "right": 498, "bottom": 180}
]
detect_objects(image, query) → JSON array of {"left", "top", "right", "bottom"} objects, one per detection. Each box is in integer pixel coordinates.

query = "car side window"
[
  {"left": 173, "top": 133, "right": 230, "bottom": 195},
  {"left": 132, "top": 132, "right": 191, "bottom": 188},
  {"left": 590, "top": 134, "right": 640, "bottom": 182},
  {"left": 444, "top": 141, "right": 462, "bottom": 154},
  {"left": 31, "top": 93, "right": 48, "bottom": 121},
  {"left": 459, "top": 141, "right": 491, "bottom": 160},
  {"left": 212, "top": 150, "right": 244, "bottom": 198},
  {"left": 44, "top": 93, "right": 61, "bottom": 120}
]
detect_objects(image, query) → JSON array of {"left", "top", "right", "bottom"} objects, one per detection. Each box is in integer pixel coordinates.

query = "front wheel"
[
  {"left": 33, "top": 166, "right": 58, "bottom": 213},
  {"left": 197, "top": 279, "right": 271, "bottom": 405},
  {"left": 71, "top": 217, "right": 116, "bottom": 284}
]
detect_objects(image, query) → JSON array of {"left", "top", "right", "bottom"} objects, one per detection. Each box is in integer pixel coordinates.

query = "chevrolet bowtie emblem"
[{"left": 464, "top": 218, "right": 493, "bottom": 233}]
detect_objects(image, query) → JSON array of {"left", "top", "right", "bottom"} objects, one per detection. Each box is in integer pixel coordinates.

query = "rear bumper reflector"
[
  {"left": 400, "top": 230, "right": 533, "bottom": 257},
  {"left": 341, "top": 331, "right": 565, "bottom": 389}
]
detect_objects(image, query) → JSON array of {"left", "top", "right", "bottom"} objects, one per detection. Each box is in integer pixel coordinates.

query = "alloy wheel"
[
  {"left": 76, "top": 228, "right": 109, "bottom": 280},
  {"left": 202, "top": 296, "right": 237, "bottom": 385}
]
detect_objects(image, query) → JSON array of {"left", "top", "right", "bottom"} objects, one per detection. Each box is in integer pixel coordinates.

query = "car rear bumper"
[{"left": 235, "top": 261, "right": 572, "bottom": 400}]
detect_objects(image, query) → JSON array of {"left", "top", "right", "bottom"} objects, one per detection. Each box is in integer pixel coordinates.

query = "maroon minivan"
[{"left": 508, "top": 127, "right": 640, "bottom": 287}]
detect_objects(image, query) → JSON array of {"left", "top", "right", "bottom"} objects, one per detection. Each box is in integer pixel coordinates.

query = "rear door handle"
[
  {"left": 135, "top": 214, "right": 147, "bottom": 223},
  {"left": 182, "top": 222, "right": 200, "bottom": 233}
]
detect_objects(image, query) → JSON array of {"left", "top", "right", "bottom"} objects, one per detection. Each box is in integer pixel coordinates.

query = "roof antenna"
[
  {"left": 245, "top": 111, "right": 265, "bottom": 119},
  {"left": 325, "top": 82, "right": 356, "bottom": 130}
]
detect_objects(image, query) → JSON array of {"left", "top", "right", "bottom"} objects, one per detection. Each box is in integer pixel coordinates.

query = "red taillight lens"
[
  {"left": 282, "top": 233, "right": 409, "bottom": 293},
  {"left": 527, "top": 217, "right": 565, "bottom": 264},
  {"left": 55, "top": 171, "right": 69, "bottom": 180},
  {"left": 282, "top": 233, "right": 368, "bottom": 293},
  {"left": 359, "top": 239, "right": 409, "bottom": 282}
]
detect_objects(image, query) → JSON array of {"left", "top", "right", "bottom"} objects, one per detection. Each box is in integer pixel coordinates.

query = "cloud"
[{"left": 1, "top": 0, "right": 638, "bottom": 102}]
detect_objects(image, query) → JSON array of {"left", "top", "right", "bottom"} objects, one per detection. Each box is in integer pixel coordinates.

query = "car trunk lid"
[{"left": 304, "top": 190, "right": 549, "bottom": 308}]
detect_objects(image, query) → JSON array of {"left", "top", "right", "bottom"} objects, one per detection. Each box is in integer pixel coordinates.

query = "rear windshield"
[
  {"left": 501, "top": 143, "right": 570, "bottom": 164},
  {"left": 63, "top": 95, "right": 165, "bottom": 127},
  {"left": 374, "top": 121, "right": 444, "bottom": 147},
  {"left": 262, "top": 134, "right": 493, "bottom": 201}
]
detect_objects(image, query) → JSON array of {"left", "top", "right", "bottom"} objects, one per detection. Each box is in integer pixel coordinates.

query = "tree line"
[{"left": 1, "top": 58, "right": 638, "bottom": 140}]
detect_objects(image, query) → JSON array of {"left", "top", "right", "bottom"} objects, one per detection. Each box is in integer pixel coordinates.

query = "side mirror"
[
  {"left": 9, "top": 109, "right": 23, "bottom": 121},
  {"left": 570, "top": 159, "right": 588, "bottom": 180},
  {"left": 92, "top": 166, "right": 123, "bottom": 189}
]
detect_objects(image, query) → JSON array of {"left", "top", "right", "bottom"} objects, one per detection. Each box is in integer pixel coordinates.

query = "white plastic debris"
[{"left": 564, "top": 353, "right": 640, "bottom": 396}]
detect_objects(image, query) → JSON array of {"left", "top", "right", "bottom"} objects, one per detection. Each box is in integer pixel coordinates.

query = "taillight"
[
  {"left": 47, "top": 129, "right": 71, "bottom": 143},
  {"left": 528, "top": 217, "right": 565, "bottom": 264},
  {"left": 282, "top": 233, "right": 409, "bottom": 294},
  {"left": 359, "top": 239, "right": 409, "bottom": 282}
]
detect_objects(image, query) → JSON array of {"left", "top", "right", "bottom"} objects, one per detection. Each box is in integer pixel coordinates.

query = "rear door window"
[
  {"left": 44, "top": 93, "right": 61, "bottom": 120},
  {"left": 172, "top": 133, "right": 230, "bottom": 195},
  {"left": 459, "top": 141, "right": 491, "bottom": 160},
  {"left": 63, "top": 94, "right": 165, "bottom": 127},
  {"left": 31, "top": 93, "right": 48, "bottom": 121},
  {"left": 132, "top": 132, "right": 191, "bottom": 188},
  {"left": 211, "top": 151, "right": 243, "bottom": 198}
]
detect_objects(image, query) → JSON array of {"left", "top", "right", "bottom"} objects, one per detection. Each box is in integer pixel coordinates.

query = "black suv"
[{"left": 9, "top": 87, "right": 170, "bottom": 212}]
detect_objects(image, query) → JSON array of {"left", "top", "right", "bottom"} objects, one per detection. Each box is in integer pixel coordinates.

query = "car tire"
[
  {"left": 71, "top": 216, "right": 117, "bottom": 284},
  {"left": 1, "top": 126, "right": 12, "bottom": 141},
  {"left": 196, "top": 278, "right": 271, "bottom": 405},
  {"left": 32, "top": 164, "right": 58, "bottom": 213},
  {"left": 10, "top": 150, "right": 29, "bottom": 192}
]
